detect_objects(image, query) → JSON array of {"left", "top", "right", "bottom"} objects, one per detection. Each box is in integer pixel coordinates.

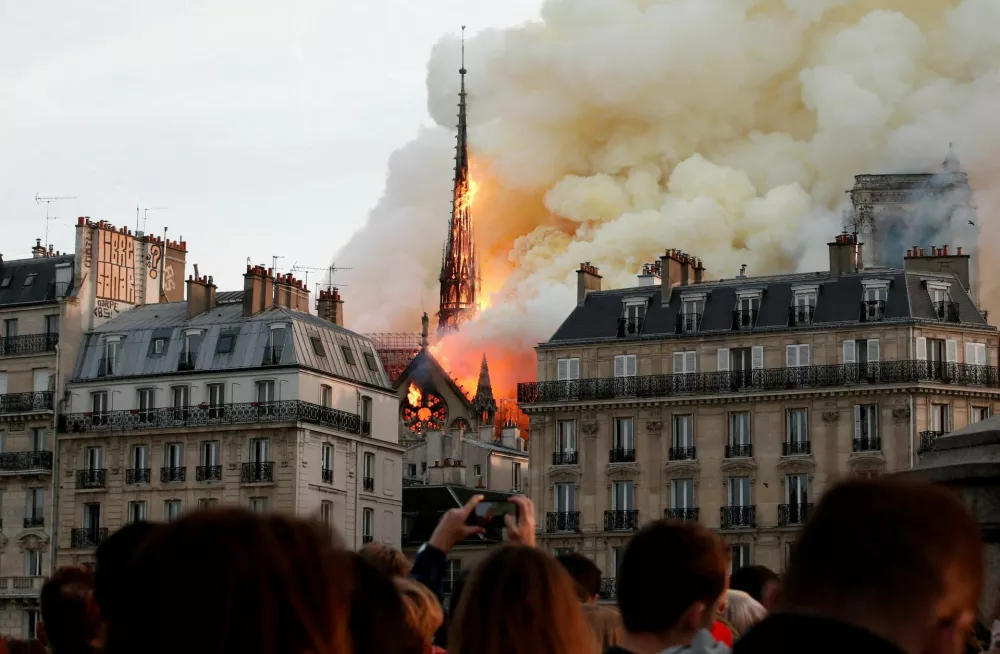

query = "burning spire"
[
  {"left": 437, "top": 25, "right": 480, "bottom": 335},
  {"left": 471, "top": 353, "right": 497, "bottom": 425}
]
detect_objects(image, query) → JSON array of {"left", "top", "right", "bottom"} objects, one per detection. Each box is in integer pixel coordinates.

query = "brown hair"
[
  {"left": 40, "top": 565, "right": 100, "bottom": 654},
  {"left": 448, "top": 545, "right": 593, "bottom": 654},
  {"left": 394, "top": 578, "right": 444, "bottom": 652},
  {"left": 617, "top": 520, "right": 728, "bottom": 635},
  {"left": 781, "top": 478, "right": 983, "bottom": 626},
  {"left": 105, "top": 508, "right": 354, "bottom": 654},
  {"left": 583, "top": 604, "right": 622, "bottom": 651},
  {"left": 360, "top": 542, "right": 412, "bottom": 578}
]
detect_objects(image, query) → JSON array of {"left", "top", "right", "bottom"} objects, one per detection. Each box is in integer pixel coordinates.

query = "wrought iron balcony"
[
  {"left": 720, "top": 505, "right": 756, "bottom": 528},
  {"left": 669, "top": 446, "right": 696, "bottom": 461},
  {"left": 70, "top": 528, "right": 108, "bottom": 549},
  {"left": 0, "top": 451, "right": 53, "bottom": 472},
  {"left": 363, "top": 476, "right": 375, "bottom": 492},
  {"left": 0, "top": 576, "right": 44, "bottom": 598},
  {"left": 853, "top": 437, "right": 882, "bottom": 453},
  {"left": 242, "top": 462, "right": 274, "bottom": 483},
  {"left": 789, "top": 305, "right": 815, "bottom": 326},
  {"left": 782, "top": 441, "right": 811, "bottom": 456},
  {"left": 97, "top": 356, "right": 117, "bottom": 377},
  {"left": 177, "top": 350, "right": 197, "bottom": 371},
  {"left": 546, "top": 511, "right": 581, "bottom": 533},
  {"left": 599, "top": 578, "right": 617, "bottom": 601},
  {"left": 778, "top": 503, "right": 813, "bottom": 526},
  {"left": 552, "top": 451, "right": 579, "bottom": 465},
  {"left": 321, "top": 468, "right": 333, "bottom": 483},
  {"left": 0, "top": 392, "right": 53, "bottom": 414},
  {"left": 725, "top": 443, "right": 753, "bottom": 458},
  {"left": 23, "top": 516, "right": 44, "bottom": 529},
  {"left": 609, "top": 448, "right": 636, "bottom": 464},
  {"left": 362, "top": 535, "right": 374, "bottom": 544},
  {"left": 664, "top": 508, "right": 700, "bottom": 521},
  {"left": 732, "top": 309, "right": 758, "bottom": 330},
  {"left": 0, "top": 333, "right": 59, "bottom": 357},
  {"left": 617, "top": 317, "right": 644, "bottom": 338},
  {"left": 860, "top": 300, "right": 886, "bottom": 322},
  {"left": 76, "top": 469, "right": 106, "bottom": 489},
  {"left": 516, "top": 360, "right": 1000, "bottom": 405},
  {"left": 196, "top": 465, "right": 222, "bottom": 482},
  {"left": 262, "top": 345, "right": 284, "bottom": 366},
  {"left": 918, "top": 431, "right": 947, "bottom": 454},
  {"left": 604, "top": 509, "right": 639, "bottom": 531},
  {"left": 934, "top": 301, "right": 960, "bottom": 323},
  {"left": 676, "top": 313, "right": 702, "bottom": 334},
  {"left": 160, "top": 467, "right": 186, "bottom": 483},
  {"left": 59, "top": 400, "right": 362, "bottom": 435},
  {"left": 125, "top": 468, "right": 151, "bottom": 484}
]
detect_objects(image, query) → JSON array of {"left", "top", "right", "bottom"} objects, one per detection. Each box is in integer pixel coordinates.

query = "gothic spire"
[{"left": 471, "top": 353, "right": 497, "bottom": 425}]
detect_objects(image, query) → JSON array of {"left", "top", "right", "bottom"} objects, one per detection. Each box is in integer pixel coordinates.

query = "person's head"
[
  {"left": 394, "top": 578, "right": 444, "bottom": 653},
  {"left": 360, "top": 542, "right": 412, "bottom": 578},
  {"left": 617, "top": 520, "right": 729, "bottom": 648},
  {"left": 729, "top": 565, "right": 779, "bottom": 611},
  {"left": 349, "top": 553, "right": 423, "bottom": 654},
  {"left": 93, "top": 521, "right": 161, "bottom": 623},
  {"left": 721, "top": 589, "right": 767, "bottom": 639},
  {"left": 583, "top": 604, "right": 623, "bottom": 651},
  {"left": 780, "top": 478, "right": 983, "bottom": 654},
  {"left": 105, "top": 509, "right": 355, "bottom": 654},
  {"left": 449, "top": 544, "right": 592, "bottom": 654},
  {"left": 39, "top": 565, "right": 100, "bottom": 654},
  {"left": 556, "top": 552, "right": 602, "bottom": 603}
]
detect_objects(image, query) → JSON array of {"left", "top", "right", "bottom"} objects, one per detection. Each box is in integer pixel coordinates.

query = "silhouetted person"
[
  {"left": 729, "top": 566, "right": 779, "bottom": 612},
  {"left": 557, "top": 552, "right": 603, "bottom": 603},
  {"left": 93, "top": 521, "right": 161, "bottom": 625},
  {"left": 38, "top": 566, "right": 100, "bottom": 654}
]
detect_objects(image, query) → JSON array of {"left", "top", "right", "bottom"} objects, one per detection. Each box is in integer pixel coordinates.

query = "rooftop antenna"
[
  {"left": 272, "top": 255, "right": 285, "bottom": 274},
  {"left": 290, "top": 262, "right": 352, "bottom": 291},
  {"left": 139, "top": 207, "right": 169, "bottom": 233},
  {"left": 34, "top": 193, "right": 76, "bottom": 251}
]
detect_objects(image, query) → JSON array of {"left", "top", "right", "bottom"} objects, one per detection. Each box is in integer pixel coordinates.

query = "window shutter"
[
  {"left": 626, "top": 355, "right": 637, "bottom": 377},
  {"left": 867, "top": 339, "right": 880, "bottom": 363},
  {"left": 916, "top": 337, "right": 927, "bottom": 361},
  {"left": 557, "top": 359, "right": 568, "bottom": 381},
  {"left": 614, "top": 356, "right": 625, "bottom": 378},
  {"left": 966, "top": 343, "right": 974, "bottom": 365},
  {"left": 751, "top": 346, "right": 763, "bottom": 370},
  {"left": 946, "top": 340, "right": 958, "bottom": 363},
  {"left": 569, "top": 358, "right": 580, "bottom": 380},
  {"left": 799, "top": 345, "right": 811, "bottom": 366},
  {"left": 843, "top": 340, "right": 856, "bottom": 363},
  {"left": 673, "top": 352, "right": 684, "bottom": 374},
  {"left": 717, "top": 348, "right": 730, "bottom": 372},
  {"left": 978, "top": 344, "right": 987, "bottom": 365},
  {"left": 853, "top": 405, "right": 861, "bottom": 439},
  {"left": 786, "top": 345, "right": 797, "bottom": 367},
  {"left": 685, "top": 351, "right": 696, "bottom": 373}
]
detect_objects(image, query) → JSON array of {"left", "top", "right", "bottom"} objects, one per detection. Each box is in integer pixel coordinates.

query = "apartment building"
[
  {"left": 518, "top": 236, "right": 998, "bottom": 595},
  {"left": 403, "top": 425, "right": 527, "bottom": 490},
  {"left": 56, "top": 267, "right": 403, "bottom": 567}
]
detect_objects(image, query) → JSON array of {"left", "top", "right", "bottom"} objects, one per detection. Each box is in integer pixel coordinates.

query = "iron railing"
[
  {"left": 321, "top": 468, "right": 333, "bottom": 483},
  {"left": 0, "top": 577, "right": 44, "bottom": 597},
  {"left": 676, "top": 313, "right": 702, "bottom": 334},
  {"left": 76, "top": 469, "right": 106, "bottom": 489},
  {"left": 161, "top": 467, "right": 186, "bottom": 483},
  {"left": 725, "top": 443, "right": 753, "bottom": 458},
  {"left": 177, "top": 350, "right": 197, "bottom": 371},
  {"left": 517, "top": 360, "right": 1000, "bottom": 404},
  {"left": 546, "top": 511, "right": 581, "bottom": 532},
  {"left": 262, "top": 345, "right": 284, "bottom": 366},
  {"left": 919, "top": 431, "right": 947, "bottom": 454},
  {"left": 552, "top": 451, "right": 579, "bottom": 465},
  {"left": 363, "top": 476, "right": 375, "bottom": 492},
  {"left": 609, "top": 448, "right": 636, "bottom": 464},
  {"left": 59, "top": 400, "right": 362, "bottom": 435},
  {"left": 242, "top": 462, "right": 274, "bottom": 483},
  {"left": 0, "top": 451, "right": 52, "bottom": 472},
  {"left": 604, "top": 510, "right": 639, "bottom": 531},
  {"left": 732, "top": 309, "right": 758, "bottom": 330},
  {"left": 196, "top": 465, "right": 222, "bottom": 481},
  {"left": 669, "top": 446, "right": 696, "bottom": 461},
  {"left": 0, "top": 392, "right": 53, "bottom": 414},
  {"left": 599, "top": 578, "right": 617, "bottom": 601},
  {"left": 617, "top": 317, "right": 643, "bottom": 338},
  {"left": 934, "top": 301, "right": 960, "bottom": 323},
  {"left": 789, "top": 305, "right": 815, "bottom": 326},
  {"left": 853, "top": 437, "right": 882, "bottom": 452},
  {"left": 664, "top": 508, "right": 700, "bottom": 521},
  {"left": 721, "top": 506, "right": 756, "bottom": 528},
  {"left": 23, "top": 516, "right": 44, "bottom": 529},
  {"left": 782, "top": 441, "right": 811, "bottom": 456},
  {"left": 778, "top": 503, "right": 813, "bottom": 526},
  {"left": 0, "top": 333, "right": 59, "bottom": 357},
  {"left": 125, "top": 468, "right": 151, "bottom": 484},
  {"left": 860, "top": 300, "right": 886, "bottom": 322},
  {"left": 70, "top": 528, "right": 108, "bottom": 549}
]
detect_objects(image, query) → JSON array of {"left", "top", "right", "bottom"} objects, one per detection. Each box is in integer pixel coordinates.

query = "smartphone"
[{"left": 467, "top": 501, "right": 519, "bottom": 529}]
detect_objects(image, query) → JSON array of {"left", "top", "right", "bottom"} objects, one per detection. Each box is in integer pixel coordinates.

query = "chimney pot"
[
  {"left": 958, "top": 247, "right": 963, "bottom": 255},
  {"left": 943, "top": 245, "right": 949, "bottom": 256},
  {"left": 906, "top": 249, "right": 912, "bottom": 258},
  {"left": 920, "top": 249, "right": 925, "bottom": 257}
]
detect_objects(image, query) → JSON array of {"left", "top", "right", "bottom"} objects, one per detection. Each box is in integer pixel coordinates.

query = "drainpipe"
[
  {"left": 51, "top": 342, "right": 61, "bottom": 569},
  {"left": 908, "top": 326, "right": 915, "bottom": 469}
]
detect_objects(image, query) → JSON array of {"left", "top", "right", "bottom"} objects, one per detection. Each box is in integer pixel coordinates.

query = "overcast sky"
[{"left": 0, "top": 0, "right": 540, "bottom": 290}]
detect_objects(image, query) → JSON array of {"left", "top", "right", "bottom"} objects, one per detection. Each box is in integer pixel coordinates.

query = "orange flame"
[
  {"left": 456, "top": 179, "right": 480, "bottom": 214},
  {"left": 407, "top": 383, "right": 422, "bottom": 407}
]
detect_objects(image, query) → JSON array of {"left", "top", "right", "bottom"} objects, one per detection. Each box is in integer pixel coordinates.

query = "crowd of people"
[{"left": 14, "top": 477, "right": 1000, "bottom": 654}]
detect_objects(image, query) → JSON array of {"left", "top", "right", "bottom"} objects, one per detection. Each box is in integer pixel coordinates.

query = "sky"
[{"left": 0, "top": 0, "right": 541, "bottom": 290}]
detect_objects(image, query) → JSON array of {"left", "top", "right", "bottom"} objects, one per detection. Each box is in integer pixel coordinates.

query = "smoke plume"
[{"left": 336, "top": 0, "right": 1000, "bottom": 395}]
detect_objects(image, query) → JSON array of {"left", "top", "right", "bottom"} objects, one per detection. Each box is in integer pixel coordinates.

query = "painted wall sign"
[{"left": 96, "top": 228, "right": 136, "bottom": 303}]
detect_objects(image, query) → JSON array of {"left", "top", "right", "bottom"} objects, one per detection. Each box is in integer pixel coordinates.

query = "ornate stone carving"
[
  {"left": 17, "top": 533, "right": 49, "bottom": 552},
  {"left": 605, "top": 465, "right": 640, "bottom": 487},
  {"left": 892, "top": 406, "right": 911, "bottom": 423},
  {"left": 581, "top": 422, "right": 598, "bottom": 436},
  {"left": 0, "top": 534, "right": 9, "bottom": 553},
  {"left": 822, "top": 411, "right": 840, "bottom": 423},
  {"left": 663, "top": 460, "right": 700, "bottom": 480},
  {"left": 111, "top": 466, "right": 121, "bottom": 475},
  {"left": 548, "top": 468, "right": 582, "bottom": 484},
  {"left": 720, "top": 460, "right": 757, "bottom": 480},
  {"left": 646, "top": 421, "right": 663, "bottom": 434},
  {"left": 583, "top": 409, "right": 597, "bottom": 421},
  {"left": 776, "top": 458, "right": 816, "bottom": 474}
]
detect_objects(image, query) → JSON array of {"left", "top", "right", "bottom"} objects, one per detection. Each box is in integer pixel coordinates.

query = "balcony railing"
[
  {"left": 720, "top": 505, "right": 756, "bottom": 528},
  {"left": 125, "top": 468, "right": 151, "bottom": 484},
  {"left": 0, "top": 333, "right": 59, "bottom": 357},
  {"left": 546, "top": 511, "right": 581, "bottom": 532},
  {"left": 60, "top": 400, "right": 362, "bottom": 435},
  {"left": 242, "top": 462, "right": 274, "bottom": 483},
  {"left": 0, "top": 451, "right": 53, "bottom": 472},
  {"left": 934, "top": 301, "right": 960, "bottom": 323},
  {"left": 160, "top": 467, "right": 187, "bottom": 483},
  {"left": 552, "top": 451, "right": 579, "bottom": 465},
  {"left": 517, "top": 360, "right": 1000, "bottom": 404},
  {"left": 599, "top": 578, "right": 617, "bottom": 601},
  {"left": 609, "top": 448, "right": 636, "bottom": 464},
  {"left": 664, "top": 508, "right": 700, "bottom": 521},
  {"left": 23, "top": 516, "right": 44, "bottom": 529},
  {"left": 177, "top": 350, "right": 197, "bottom": 371},
  {"left": 853, "top": 437, "right": 882, "bottom": 453},
  {"left": 669, "top": 446, "right": 696, "bottom": 461},
  {"left": 0, "top": 392, "right": 54, "bottom": 414},
  {"left": 782, "top": 441, "right": 811, "bottom": 456},
  {"left": 262, "top": 345, "right": 284, "bottom": 366},
  {"left": 196, "top": 465, "right": 222, "bottom": 481},
  {"left": 725, "top": 443, "right": 753, "bottom": 458},
  {"left": 732, "top": 309, "right": 758, "bottom": 330},
  {"left": 363, "top": 476, "right": 375, "bottom": 492},
  {"left": 617, "top": 317, "right": 643, "bottom": 338},
  {"left": 76, "top": 469, "right": 106, "bottom": 489},
  {"left": 70, "top": 528, "right": 109, "bottom": 549},
  {"left": 778, "top": 503, "right": 813, "bottom": 526},
  {"left": 918, "top": 431, "right": 947, "bottom": 454},
  {"left": 604, "top": 510, "right": 639, "bottom": 531},
  {"left": 0, "top": 576, "right": 44, "bottom": 597},
  {"left": 676, "top": 313, "right": 702, "bottom": 334},
  {"left": 321, "top": 468, "right": 333, "bottom": 483},
  {"left": 860, "top": 300, "right": 886, "bottom": 322},
  {"left": 789, "top": 305, "right": 815, "bottom": 326}
]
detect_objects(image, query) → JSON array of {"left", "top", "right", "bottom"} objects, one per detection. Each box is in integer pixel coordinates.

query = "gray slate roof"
[
  {"left": 548, "top": 268, "right": 990, "bottom": 344},
  {"left": 0, "top": 255, "right": 75, "bottom": 307}
]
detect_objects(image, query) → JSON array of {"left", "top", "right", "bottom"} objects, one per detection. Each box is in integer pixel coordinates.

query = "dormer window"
[
  {"left": 678, "top": 294, "right": 706, "bottom": 333},
  {"left": 99, "top": 337, "right": 121, "bottom": 377},
  {"left": 790, "top": 286, "right": 818, "bottom": 326},
  {"left": 861, "top": 280, "right": 889, "bottom": 322},
  {"left": 179, "top": 329, "right": 203, "bottom": 371},
  {"left": 926, "top": 281, "right": 958, "bottom": 322},
  {"left": 619, "top": 298, "right": 647, "bottom": 337},
  {"left": 733, "top": 290, "right": 762, "bottom": 330}
]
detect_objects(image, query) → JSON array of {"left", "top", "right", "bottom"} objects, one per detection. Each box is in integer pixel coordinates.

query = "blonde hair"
[
  {"left": 722, "top": 589, "right": 767, "bottom": 639},
  {"left": 583, "top": 604, "right": 622, "bottom": 652},
  {"left": 394, "top": 577, "right": 444, "bottom": 651}
]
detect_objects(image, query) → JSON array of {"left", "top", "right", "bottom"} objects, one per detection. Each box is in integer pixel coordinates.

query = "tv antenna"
[
  {"left": 34, "top": 193, "right": 76, "bottom": 251},
  {"left": 272, "top": 255, "right": 285, "bottom": 273},
  {"left": 137, "top": 207, "right": 169, "bottom": 233},
  {"left": 289, "top": 262, "right": 352, "bottom": 289}
]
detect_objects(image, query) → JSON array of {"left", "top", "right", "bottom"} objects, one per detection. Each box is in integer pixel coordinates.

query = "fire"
[
  {"left": 456, "top": 178, "right": 479, "bottom": 213},
  {"left": 407, "top": 383, "right": 422, "bottom": 407}
]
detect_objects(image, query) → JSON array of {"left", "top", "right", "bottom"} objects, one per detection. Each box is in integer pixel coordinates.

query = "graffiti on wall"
[
  {"left": 94, "top": 299, "right": 121, "bottom": 319},
  {"left": 96, "top": 228, "right": 136, "bottom": 304},
  {"left": 146, "top": 244, "right": 161, "bottom": 279}
]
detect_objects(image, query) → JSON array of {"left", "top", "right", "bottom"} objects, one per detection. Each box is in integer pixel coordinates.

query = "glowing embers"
[{"left": 402, "top": 383, "right": 447, "bottom": 433}]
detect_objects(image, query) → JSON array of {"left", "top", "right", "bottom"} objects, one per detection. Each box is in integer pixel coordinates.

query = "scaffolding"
[{"left": 365, "top": 333, "right": 423, "bottom": 383}]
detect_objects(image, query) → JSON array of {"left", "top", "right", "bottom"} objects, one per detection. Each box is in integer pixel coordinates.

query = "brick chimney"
[
  {"left": 274, "top": 273, "right": 295, "bottom": 309},
  {"left": 659, "top": 249, "right": 689, "bottom": 305},
  {"left": 31, "top": 239, "right": 46, "bottom": 259},
  {"left": 316, "top": 288, "right": 344, "bottom": 326},
  {"left": 694, "top": 257, "right": 706, "bottom": 283},
  {"left": 186, "top": 275, "right": 217, "bottom": 318},
  {"left": 577, "top": 262, "right": 602, "bottom": 306},
  {"left": 829, "top": 232, "right": 863, "bottom": 276},
  {"left": 904, "top": 244, "right": 972, "bottom": 292},
  {"left": 637, "top": 261, "right": 661, "bottom": 287},
  {"left": 242, "top": 265, "right": 274, "bottom": 317},
  {"left": 292, "top": 278, "right": 310, "bottom": 312}
]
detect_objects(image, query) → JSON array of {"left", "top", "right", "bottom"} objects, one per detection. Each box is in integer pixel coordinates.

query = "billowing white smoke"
[{"left": 336, "top": 0, "right": 1000, "bottom": 392}]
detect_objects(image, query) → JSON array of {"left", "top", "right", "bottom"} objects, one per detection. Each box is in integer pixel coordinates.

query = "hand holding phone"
[{"left": 466, "top": 501, "right": 519, "bottom": 529}]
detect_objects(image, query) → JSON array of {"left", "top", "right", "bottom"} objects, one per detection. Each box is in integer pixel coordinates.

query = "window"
[
  {"left": 362, "top": 507, "right": 374, "bottom": 542},
  {"left": 730, "top": 544, "right": 751, "bottom": 572},
  {"left": 256, "top": 380, "right": 275, "bottom": 403},
  {"left": 613, "top": 354, "right": 637, "bottom": 378},
  {"left": 165, "top": 443, "right": 184, "bottom": 468},
  {"left": 717, "top": 347, "right": 763, "bottom": 383},
  {"left": 672, "top": 351, "right": 697, "bottom": 374},
  {"left": 91, "top": 391, "right": 108, "bottom": 415},
  {"left": 361, "top": 396, "right": 372, "bottom": 435},
  {"left": 128, "top": 501, "right": 147, "bottom": 523},
  {"left": 85, "top": 447, "right": 102, "bottom": 471},
  {"left": 673, "top": 415, "right": 694, "bottom": 449},
  {"left": 512, "top": 462, "right": 522, "bottom": 491},
  {"left": 23, "top": 273, "right": 37, "bottom": 287},
  {"left": 613, "top": 417, "right": 634, "bottom": 450},
  {"left": 363, "top": 452, "right": 375, "bottom": 483},
  {"left": 249, "top": 497, "right": 267, "bottom": 513},
  {"left": 929, "top": 285, "right": 951, "bottom": 305},
  {"left": 408, "top": 463, "right": 418, "bottom": 477},
  {"left": 862, "top": 284, "right": 888, "bottom": 320},
  {"left": 972, "top": 407, "right": 992, "bottom": 424},
  {"left": 682, "top": 297, "right": 704, "bottom": 319},
  {"left": 864, "top": 285, "right": 888, "bottom": 303},
  {"left": 321, "top": 385, "right": 332, "bottom": 408},
  {"left": 611, "top": 546, "right": 626, "bottom": 578},
  {"left": 555, "top": 483, "right": 576, "bottom": 513},
  {"left": 29, "top": 428, "right": 45, "bottom": 452},
  {"left": 785, "top": 344, "right": 810, "bottom": 367},
  {"left": 728, "top": 476, "right": 752, "bottom": 507},
  {"left": 729, "top": 412, "right": 751, "bottom": 446},
  {"left": 966, "top": 342, "right": 987, "bottom": 366},
  {"left": 102, "top": 340, "right": 119, "bottom": 375},
  {"left": 931, "top": 404, "right": 951, "bottom": 433},
  {"left": 179, "top": 331, "right": 202, "bottom": 369},
  {"left": 137, "top": 388, "right": 155, "bottom": 421},
  {"left": 843, "top": 339, "right": 880, "bottom": 365},
  {"left": 444, "top": 559, "right": 462, "bottom": 595},
  {"left": 786, "top": 474, "right": 808, "bottom": 505},
  {"left": 26, "top": 488, "right": 44, "bottom": 522},
  {"left": 207, "top": 383, "right": 225, "bottom": 418},
  {"left": 735, "top": 293, "right": 760, "bottom": 328},
  {"left": 3, "top": 318, "right": 17, "bottom": 340},
  {"left": 250, "top": 438, "right": 270, "bottom": 463},
  {"left": 23, "top": 610, "right": 38, "bottom": 640},
  {"left": 216, "top": 332, "right": 236, "bottom": 354},
  {"left": 672, "top": 479, "right": 695, "bottom": 510},
  {"left": 854, "top": 404, "right": 880, "bottom": 448},
  {"left": 130, "top": 445, "right": 148, "bottom": 477},
  {"left": 620, "top": 300, "right": 646, "bottom": 335},
  {"left": 322, "top": 443, "right": 333, "bottom": 479},
  {"left": 556, "top": 420, "right": 577, "bottom": 453},
  {"left": 341, "top": 345, "right": 357, "bottom": 366},
  {"left": 792, "top": 288, "right": 817, "bottom": 324},
  {"left": 171, "top": 386, "right": 190, "bottom": 412},
  {"left": 265, "top": 327, "right": 286, "bottom": 365},
  {"left": 420, "top": 462, "right": 427, "bottom": 473},
  {"left": 201, "top": 441, "right": 220, "bottom": 466},
  {"left": 611, "top": 480, "right": 634, "bottom": 510},
  {"left": 44, "top": 314, "right": 59, "bottom": 335},
  {"left": 0, "top": 276, "right": 10, "bottom": 289},
  {"left": 198, "top": 498, "right": 218, "bottom": 511},
  {"left": 364, "top": 351, "right": 379, "bottom": 372},
  {"left": 320, "top": 501, "right": 333, "bottom": 525},
  {"left": 163, "top": 500, "right": 182, "bottom": 522},
  {"left": 472, "top": 464, "right": 482, "bottom": 477},
  {"left": 150, "top": 337, "right": 166, "bottom": 356},
  {"left": 787, "top": 409, "right": 808, "bottom": 444},
  {"left": 310, "top": 336, "right": 326, "bottom": 357},
  {"left": 557, "top": 358, "right": 580, "bottom": 381}
]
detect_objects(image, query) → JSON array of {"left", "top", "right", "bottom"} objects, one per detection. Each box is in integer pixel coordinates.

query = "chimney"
[
  {"left": 242, "top": 265, "right": 272, "bottom": 317},
  {"left": 31, "top": 239, "right": 46, "bottom": 259},
  {"left": 500, "top": 425, "right": 523, "bottom": 451},
  {"left": 694, "top": 258, "right": 706, "bottom": 283},
  {"left": 659, "top": 249, "right": 684, "bottom": 306},
  {"left": 828, "top": 232, "right": 863, "bottom": 276},
  {"left": 316, "top": 288, "right": 344, "bottom": 326},
  {"left": 637, "top": 261, "right": 661, "bottom": 287},
  {"left": 680, "top": 253, "right": 691, "bottom": 285},
  {"left": 478, "top": 424, "right": 494, "bottom": 442},
  {"left": 904, "top": 244, "right": 972, "bottom": 292},
  {"left": 274, "top": 273, "right": 295, "bottom": 309},
  {"left": 576, "top": 262, "right": 602, "bottom": 306},
  {"left": 186, "top": 275, "right": 217, "bottom": 318}
]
